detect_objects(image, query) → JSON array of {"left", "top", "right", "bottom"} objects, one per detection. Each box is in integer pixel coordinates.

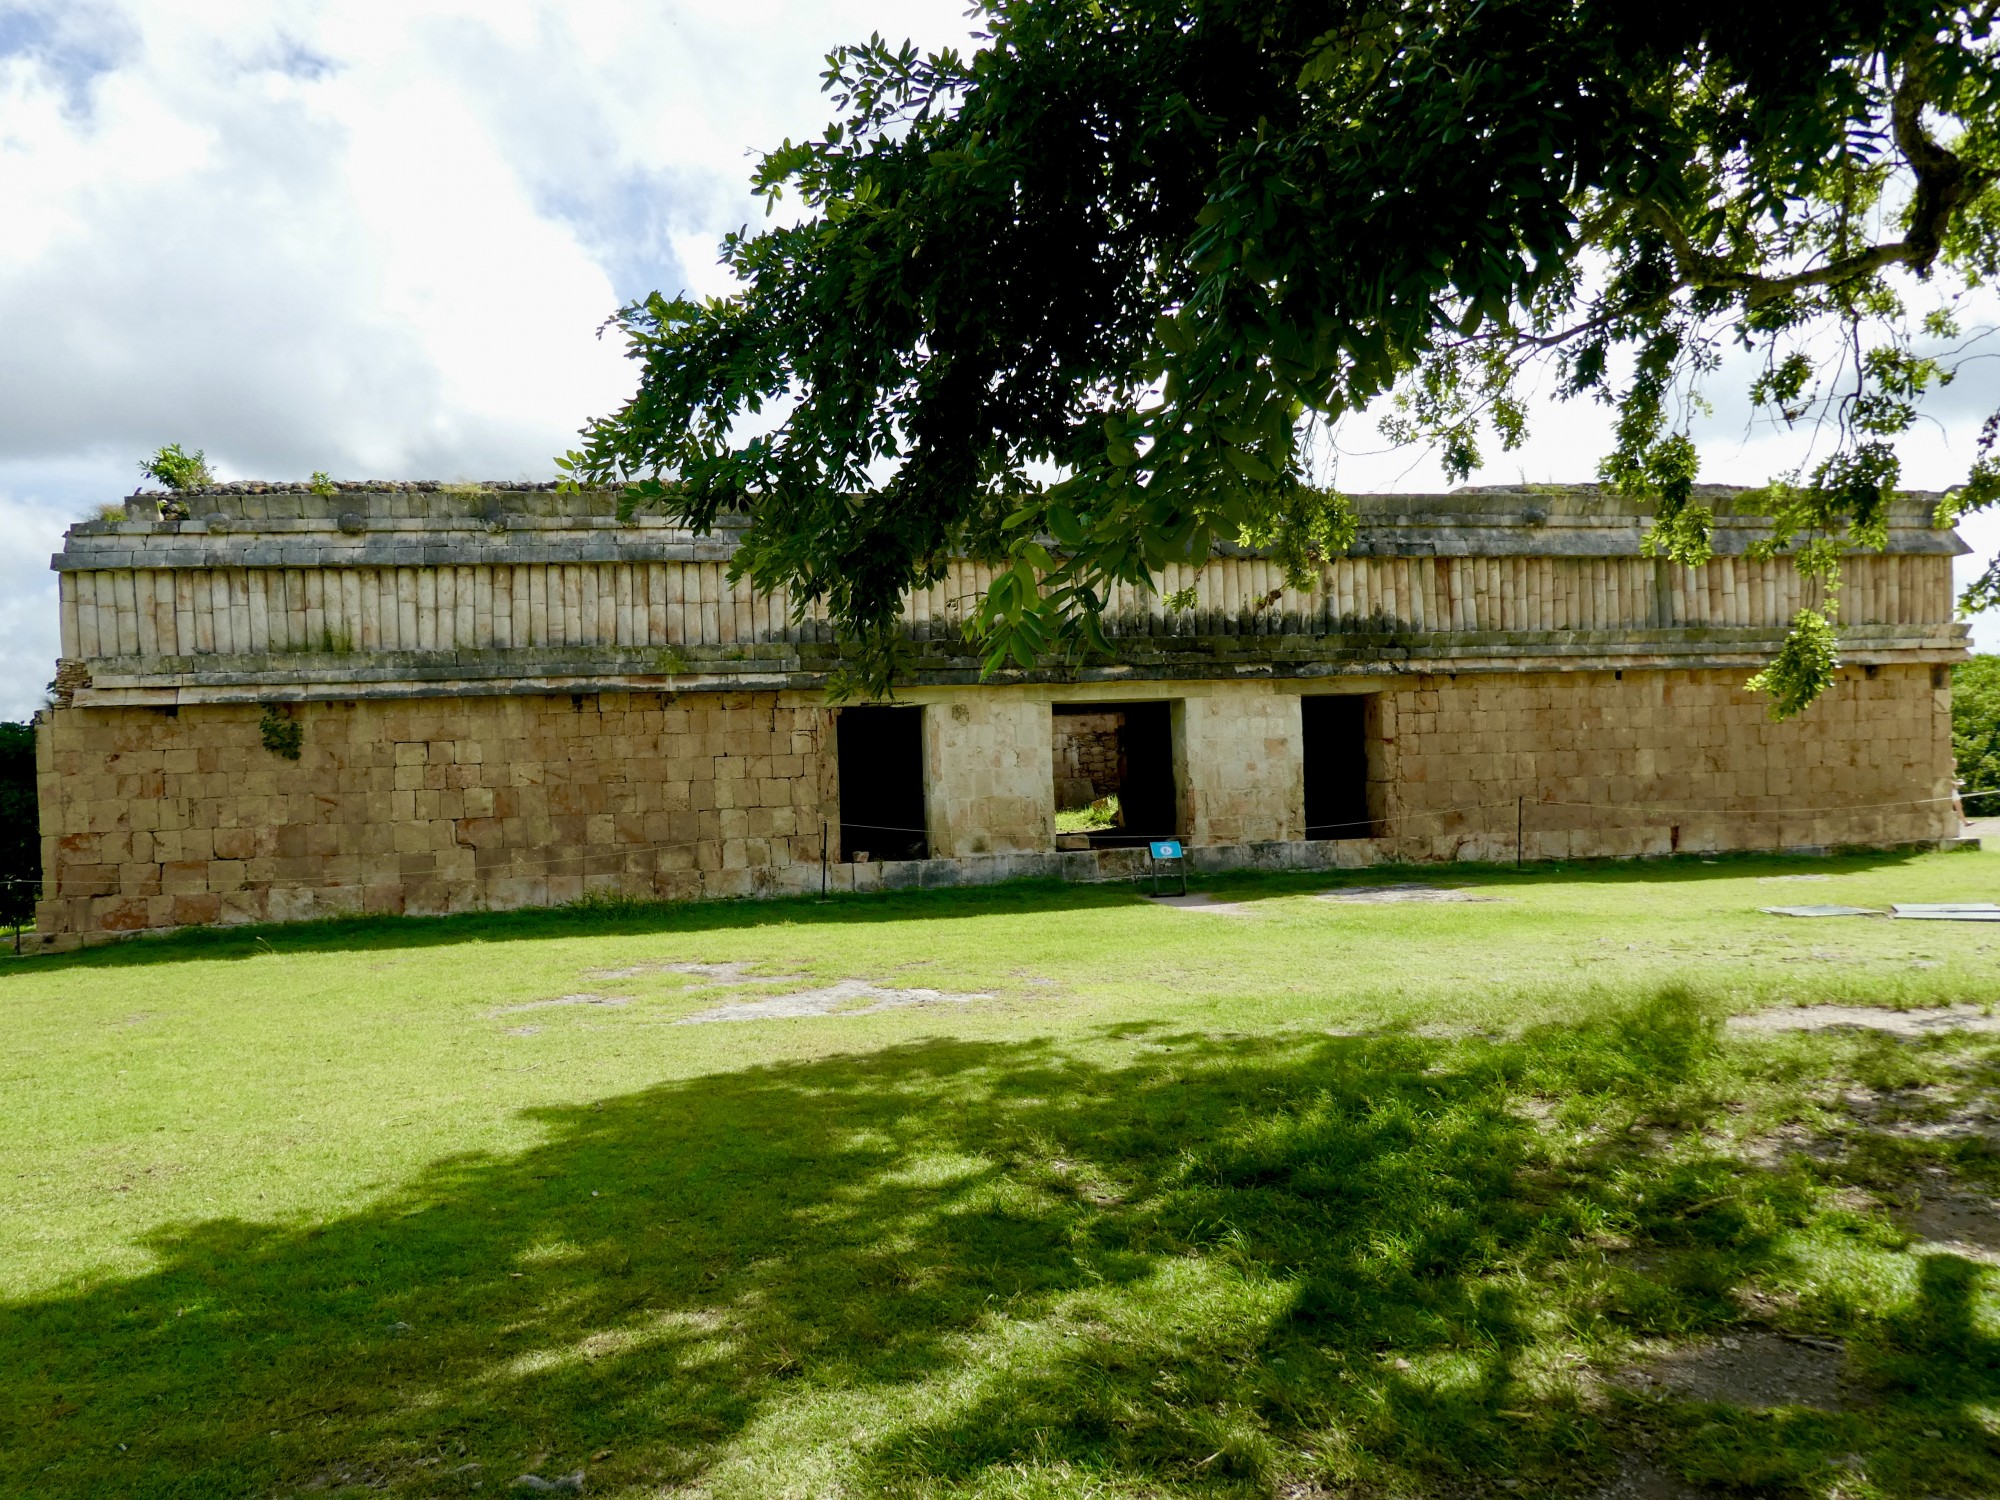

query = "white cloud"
[
  {"left": 0, "top": 0, "right": 1992, "bottom": 722},
  {"left": 0, "top": 0, "right": 978, "bottom": 717}
]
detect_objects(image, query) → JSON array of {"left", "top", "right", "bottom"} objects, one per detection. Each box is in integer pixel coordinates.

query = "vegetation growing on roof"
[{"left": 137, "top": 443, "right": 213, "bottom": 492}]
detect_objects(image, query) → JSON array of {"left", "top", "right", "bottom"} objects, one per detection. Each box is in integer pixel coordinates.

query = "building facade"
[{"left": 30, "top": 482, "right": 1972, "bottom": 948}]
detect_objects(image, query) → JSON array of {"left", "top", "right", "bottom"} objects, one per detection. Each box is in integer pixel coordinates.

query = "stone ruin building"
[{"left": 28, "top": 481, "right": 1974, "bottom": 948}]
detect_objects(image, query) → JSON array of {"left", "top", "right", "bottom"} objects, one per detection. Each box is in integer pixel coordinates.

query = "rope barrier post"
[
  {"left": 820, "top": 817, "right": 829, "bottom": 900},
  {"left": 1516, "top": 795, "right": 1524, "bottom": 869}
]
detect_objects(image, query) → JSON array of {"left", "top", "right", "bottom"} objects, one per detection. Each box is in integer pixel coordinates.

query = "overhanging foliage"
[{"left": 564, "top": 1, "right": 2000, "bottom": 709}]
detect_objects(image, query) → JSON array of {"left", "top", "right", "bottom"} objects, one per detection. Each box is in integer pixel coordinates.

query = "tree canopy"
[
  {"left": 1957, "top": 653, "right": 2000, "bottom": 813},
  {"left": 563, "top": 0, "right": 2000, "bottom": 711}
]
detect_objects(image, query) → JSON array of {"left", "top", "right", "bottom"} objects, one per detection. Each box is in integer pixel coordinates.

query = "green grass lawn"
[{"left": 6, "top": 847, "right": 2000, "bottom": 1498}]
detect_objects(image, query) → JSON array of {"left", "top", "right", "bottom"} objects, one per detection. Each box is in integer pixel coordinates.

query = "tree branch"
[
  {"left": 1445, "top": 55, "right": 1995, "bottom": 364},
  {"left": 1652, "top": 51, "right": 1990, "bottom": 304}
]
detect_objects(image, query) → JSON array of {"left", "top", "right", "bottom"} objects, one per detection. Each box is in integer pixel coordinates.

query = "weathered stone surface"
[
  {"left": 29, "top": 665, "right": 1961, "bottom": 947},
  {"left": 31, "top": 483, "right": 1969, "bottom": 946}
]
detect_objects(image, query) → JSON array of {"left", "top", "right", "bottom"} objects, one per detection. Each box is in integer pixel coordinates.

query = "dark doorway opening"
[
  {"left": 837, "top": 706, "right": 927, "bottom": 862},
  {"left": 1051, "top": 701, "right": 1178, "bottom": 848},
  {"left": 1302, "top": 694, "right": 1374, "bottom": 839}
]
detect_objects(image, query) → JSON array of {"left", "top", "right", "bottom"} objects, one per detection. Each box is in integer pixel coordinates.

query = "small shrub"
[
  {"left": 138, "top": 443, "right": 214, "bottom": 491},
  {"left": 1955, "top": 655, "right": 2000, "bottom": 815},
  {"left": 259, "top": 706, "right": 303, "bottom": 761},
  {"left": 309, "top": 472, "right": 336, "bottom": 497}
]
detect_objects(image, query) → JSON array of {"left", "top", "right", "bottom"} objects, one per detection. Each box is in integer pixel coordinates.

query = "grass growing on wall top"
[{"left": 5, "top": 846, "right": 2000, "bottom": 1497}]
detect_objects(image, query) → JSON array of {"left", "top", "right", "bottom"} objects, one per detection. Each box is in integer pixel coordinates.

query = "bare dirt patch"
[
  {"left": 1615, "top": 1330, "right": 1850, "bottom": 1410},
  {"left": 1739, "top": 1121, "right": 1847, "bottom": 1167},
  {"left": 585, "top": 961, "right": 797, "bottom": 984},
  {"left": 492, "top": 993, "right": 632, "bottom": 1016},
  {"left": 1145, "top": 893, "right": 1256, "bottom": 916},
  {"left": 676, "top": 979, "right": 995, "bottom": 1023},
  {"left": 1318, "top": 882, "right": 1503, "bottom": 904},
  {"left": 1835, "top": 1082, "right": 2000, "bottom": 1144},
  {"left": 1905, "top": 1190, "right": 2000, "bottom": 1260},
  {"left": 1587, "top": 1458, "right": 1712, "bottom": 1500},
  {"left": 1726, "top": 1004, "right": 2000, "bottom": 1037}
]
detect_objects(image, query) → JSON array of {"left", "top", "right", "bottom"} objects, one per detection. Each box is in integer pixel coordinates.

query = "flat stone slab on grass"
[
  {"left": 1616, "top": 1330, "right": 1851, "bottom": 1410},
  {"left": 1320, "top": 880, "right": 1496, "bottom": 904},
  {"left": 1760, "top": 900, "right": 2000, "bottom": 920},
  {"left": 1728, "top": 1004, "right": 2000, "bottom": 1036},
  {"left": 676, "top": 979, "right": 994, "bottom": 1023}
]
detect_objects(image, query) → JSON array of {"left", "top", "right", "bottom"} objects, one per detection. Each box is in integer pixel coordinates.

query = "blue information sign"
[{"left": 1150, "top": 840, "right": 1183, "bottom": 860}]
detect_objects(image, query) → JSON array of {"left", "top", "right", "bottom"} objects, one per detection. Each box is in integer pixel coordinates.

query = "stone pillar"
[
  {"left": 1179, "top": 687, "right": 1303, "bottom": 845},
  {"left": 922, "top": 692, "right": 1054, "bottom": 857}
]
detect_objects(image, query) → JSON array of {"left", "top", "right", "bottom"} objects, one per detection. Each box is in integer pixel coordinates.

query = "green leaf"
[
  {"left": 1224, "top": 447, "right": 1276, "bottom": 483},
  {"left": 1046, "top": 503, "right": 1086, "bottom": 547}
]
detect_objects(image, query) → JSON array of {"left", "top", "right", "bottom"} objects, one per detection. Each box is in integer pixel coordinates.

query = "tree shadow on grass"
[{"left": 4, "top": 991, "right": 1996, "bottom": 1498}]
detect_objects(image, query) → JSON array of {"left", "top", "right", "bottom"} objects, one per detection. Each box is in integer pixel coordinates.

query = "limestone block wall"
[
  {"left": 35, "top": 691, "right": 835, "bottom": 939},
  {"left": 1374, "top": 663, "right": 1956, "bottom": 860},
  {"left": 30, "top": 667, "right": 1961, "bottom": 947},
  {"left": 1052, "top": 713, "right": 1123, "bottom": 808},
  {"left": 1177, "top": 691, "right": 1306, "bottom": 845},
  {"left": 922, "top": 696, "right": 1054, "bottom": 857}
]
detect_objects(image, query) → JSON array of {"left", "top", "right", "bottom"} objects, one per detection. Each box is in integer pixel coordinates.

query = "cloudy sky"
[{"left": 2, "top": 0, "right": 1995, "bottom": 719}]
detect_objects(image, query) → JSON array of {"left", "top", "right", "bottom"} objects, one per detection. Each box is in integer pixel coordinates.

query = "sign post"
[{"left": 1148, "top": 839, "right": 1186, "bottom": 897}]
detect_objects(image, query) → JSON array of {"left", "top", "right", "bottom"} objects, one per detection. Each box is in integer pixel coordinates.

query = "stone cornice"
[
  {"left": 58, "top": 484, "right": 1970, "bottom": 568},
  {"left": 61, "top": 621, "right": 1968, "bottom": 706}
]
